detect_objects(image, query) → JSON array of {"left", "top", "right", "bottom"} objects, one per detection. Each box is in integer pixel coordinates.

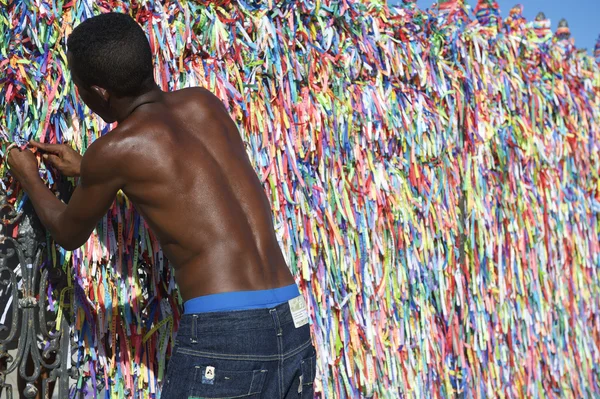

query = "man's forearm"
[
  {"left": 9, "top": 145, "right": 110, "bottom": 251},
  {"left": 19, "top": 176, "right": 73, "bottom": 247}
]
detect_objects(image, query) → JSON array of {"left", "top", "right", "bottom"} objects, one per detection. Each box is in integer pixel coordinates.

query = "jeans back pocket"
[{"left": 189, "top": 365, "right": 268, "bottom": 399}]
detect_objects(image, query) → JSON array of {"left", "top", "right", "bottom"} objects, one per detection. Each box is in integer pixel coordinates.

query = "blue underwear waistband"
[{"left": 183, "top": 283, "right": 300, "bottom": 314}]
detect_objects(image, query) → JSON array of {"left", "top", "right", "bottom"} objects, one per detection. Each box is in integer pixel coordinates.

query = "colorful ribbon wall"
[{"left": 1, "top": 0, "right": 600, "bottom": 398}]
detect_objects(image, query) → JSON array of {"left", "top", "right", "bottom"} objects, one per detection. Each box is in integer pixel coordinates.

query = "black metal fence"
[{"left": 0, "top": 191, "right": 73, "bottom": 398}]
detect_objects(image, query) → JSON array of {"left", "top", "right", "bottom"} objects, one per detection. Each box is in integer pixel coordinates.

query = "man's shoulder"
[
  {"left": 82, "top": 123, "right": 143, "bottom": 165},
  {"left": 80, "top": 133, "right": 122, "bottom": 173},
  {"left": 86, "top": 125, "right": 132, "bottom": 151},
  {"left": 81, "top": 125, "right": 153, "bottom": 181},
  {"left": 174, "top": 86, "right": 212, "bottom": 99},
  {"left": 78, "top": 134, "right": 122, "bottom": 181},
  {"left": 171, "top": 86, "right": 223, "bottom": 109}
]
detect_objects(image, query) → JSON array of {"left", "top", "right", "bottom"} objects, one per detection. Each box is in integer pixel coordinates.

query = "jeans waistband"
[
  {"left": 177, "top": 297, "right": 302, "bottom": 338},
  {"left": 183, "top": 284, "right": 300, "bottom": 314}
]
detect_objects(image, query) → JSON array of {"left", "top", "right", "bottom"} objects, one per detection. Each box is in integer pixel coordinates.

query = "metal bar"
[{"left": 0, "top": 192, "right": 72, "bottom": 399}]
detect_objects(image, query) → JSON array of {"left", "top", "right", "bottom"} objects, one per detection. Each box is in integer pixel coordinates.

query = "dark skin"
[{"left": 8, "top": 51, "right": 295, "bottom": 301}]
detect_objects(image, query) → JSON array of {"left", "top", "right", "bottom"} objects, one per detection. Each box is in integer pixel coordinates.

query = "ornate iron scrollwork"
[{"left": 0, "top": 187, "right": 73, "bottom": 398}]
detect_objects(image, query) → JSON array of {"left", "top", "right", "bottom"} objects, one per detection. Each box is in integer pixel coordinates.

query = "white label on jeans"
[
  {"left": 205, "top": 366, "right": 215, "bottom": 380},
  {"left": 288, "top": 295, "right": 308, "bottom": 328}
]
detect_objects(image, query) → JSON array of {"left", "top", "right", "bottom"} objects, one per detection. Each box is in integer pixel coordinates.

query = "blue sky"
[{"left": 388, "top": 0, "right": 600, "bottom": 52}]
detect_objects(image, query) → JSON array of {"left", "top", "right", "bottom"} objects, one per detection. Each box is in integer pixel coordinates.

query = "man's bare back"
[{"left": 93, "top": 88, "right": 295, "bottom": 300}]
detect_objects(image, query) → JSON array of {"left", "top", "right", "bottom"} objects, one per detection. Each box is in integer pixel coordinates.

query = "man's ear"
[{"left": 90, "top": 85, "right": 110, "bottom": 102}]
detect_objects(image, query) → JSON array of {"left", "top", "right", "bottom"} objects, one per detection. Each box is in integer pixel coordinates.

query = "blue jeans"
[{"left": 161, "top": 300, "right": 317, "bottom": 398}]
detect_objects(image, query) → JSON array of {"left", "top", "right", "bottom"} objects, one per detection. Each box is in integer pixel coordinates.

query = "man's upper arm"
[{"left": 58, "top": 138, "right": 124, "bottom": 249}]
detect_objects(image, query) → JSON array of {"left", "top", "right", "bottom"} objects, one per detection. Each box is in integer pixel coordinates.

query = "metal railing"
[{"left": 0, "top": 190, "right": 73, "bottom": 399}]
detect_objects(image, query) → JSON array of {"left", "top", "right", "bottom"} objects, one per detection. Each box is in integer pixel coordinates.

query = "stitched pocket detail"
[{"left": 187, "top": 365, "right": 268, "bottom": 399}]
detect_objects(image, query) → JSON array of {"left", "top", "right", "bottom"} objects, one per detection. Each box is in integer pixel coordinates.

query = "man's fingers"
[
  {"left": 6, "top": 147, "right": 18, "bottom": 165},
  {"left": 29, "top": 140, "right": 63, "bottom": 154},
  {"left": 43, "top": 154, "right": 62, "bottom": 167}
]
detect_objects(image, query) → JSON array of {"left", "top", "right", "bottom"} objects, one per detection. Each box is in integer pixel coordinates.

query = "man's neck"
[{"left": 113, "top": 85, "right": 164, "bottom": 123}]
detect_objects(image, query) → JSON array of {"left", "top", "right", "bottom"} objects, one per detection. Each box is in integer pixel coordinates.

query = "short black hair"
[{"left": 67, "top": 12, "right": 154, "bottom": 97}]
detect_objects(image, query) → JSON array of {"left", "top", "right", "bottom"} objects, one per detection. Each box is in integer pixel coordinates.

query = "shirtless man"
[{"left": 8, "top": 12, "right": 316, "bottom": 398}]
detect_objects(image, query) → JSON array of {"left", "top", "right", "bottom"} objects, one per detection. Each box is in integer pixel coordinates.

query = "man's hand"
[
  {"left": 7, "top": 147, "right": 40, "bottom": 185},
  {"left": 6, "top": 136, "right": 122, "bottom": 251},
  {"left": 30, "top": 140, "right": 83, "bottom": 177}
]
